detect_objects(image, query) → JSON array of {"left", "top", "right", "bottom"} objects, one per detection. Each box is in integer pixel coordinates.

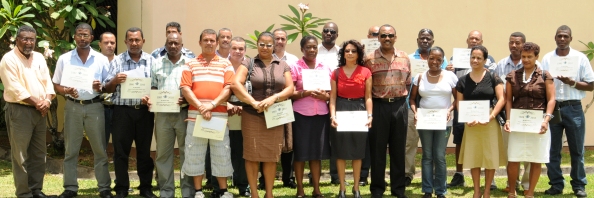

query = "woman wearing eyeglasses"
[
  {"left": 329, "top": 40, "right": 372, "bottom": 198},
  {"left": 231, "top": 32, "right": 295, "bottom": 198},
  {"left": 289, "top": 36, "right": 332, "bottom": 198}
]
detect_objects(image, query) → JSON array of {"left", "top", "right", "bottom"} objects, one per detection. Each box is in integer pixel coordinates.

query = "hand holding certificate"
[
  {"left": 264, "top": 100, "right": 295, "bottom": 128},
  {"left": 149, "top": 90, "right": 180, "bottom": 113},
  {"left": 336, "top": 111, "right": 369, "bottom": 132},
  {"left": 361, "top": 38, "right": 380, "bottom": 55},
  {"left": 193, "top": 116, "right": 228, "bottom": 140},
  {"left": 548, "top": 56, "right": 578, "bottom": 77},
  {"left": 458, "top": 100, "right": 490, "bottom": 123},
  {"left": 121, "top": 78, "right": 151, "bottom": 99},
  {"left": 509, "top": 109, "right": 543, "bottom": 133},
  {"left": 410, "top": 59, "right": 428, "bottom": 78},
  {"left": 452, "top": 48, "right": 471, "bottom": 69},
  {"left": 60, "top": 65, "right": 95, "bottom": 91},
  {"left": 301, "top": 69, "right": 331, "bottom": 90},
  {"left": 416, "top": 108, "right": 448, "bottom": 130}
]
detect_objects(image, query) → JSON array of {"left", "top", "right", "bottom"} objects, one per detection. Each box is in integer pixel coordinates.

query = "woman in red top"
[{"left": 329, "top": 40, "right": 373, "bottom": 198}]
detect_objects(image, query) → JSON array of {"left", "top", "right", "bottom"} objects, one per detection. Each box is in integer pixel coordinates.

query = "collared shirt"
[
  {"left": 101, "top": 57, "right": 117, "bottom": 105},
  {"left": 317, "top": 44, "right": 340, "bottom": 70},
  {"left": 215, "top": 50, "right": 231, "bottom": 59},
  {"left": 408, "top": 49, "right": 449, "bottom": 69},
  {"left": 181, "top": 54, "right": 234, "bottom": 118},
  {"left": 290, "top": 58, "right": 331, "bottom": 116},
  {"left": 104, "top": 51, "right": 154, "bottom": 105},
  {"left": 0, "top": 49, "right": 55, "bottom": 104},
  {"left": 273, "top": 51, "right": 299, "bottom": 66},
  {"left": 151, "top": 46, "right": 196, "bottom": 59},
  {"left": 364, "top": 48, "right": 412, "bottom": 98},
  {"left": 494, "top": 55, "right": 542, "bottom": 87},
  {"left": 541, "top": 47, "right": 594, "bottom": 101},
  {"left": 151, "top": 55, "right": 189, "bottom": 90},
  {"left": 52, "top": 48, "right": 110, "bottom": 100}
]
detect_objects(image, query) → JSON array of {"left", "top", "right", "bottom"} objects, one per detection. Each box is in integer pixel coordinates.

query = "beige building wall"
[{"left": 117, "top": 0, "right": 594, "bottom": 146}]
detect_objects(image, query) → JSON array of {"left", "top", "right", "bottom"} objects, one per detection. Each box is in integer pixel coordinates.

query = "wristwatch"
[
  {"left": 571, "top": 80, "right": 578, "bottom": 88},
  {"left": 368, "top": 114, "right": 373, "bottom": 118},
  {"left": 544, "top": 113, "right": 555, "bottom": 119}
]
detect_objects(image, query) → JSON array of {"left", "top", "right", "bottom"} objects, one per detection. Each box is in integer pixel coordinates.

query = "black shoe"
[
  {"left": 490, "top": 180, "right": 497, "bottom": 190},
  {"left": 404, "top": 177, "right": 412, "bottom": 187},
  {"left": 447, "top": 173, "right": 465, "bottom": 187},
  {"left": 308, "top": 173, "right": 313, "bottom": 184},
  {"left": 33, "top": 191, "right": 49, "bottom": 198},
  {"left": 283, "top": 178, "right": 297, "bottom": 188},
  {"left": 138, "top": 190, "right": 157, "bottom": 198},
  {"left": 358, "top": 178, "right": 368, "bottom": 186},
  {"left": 257, "top": 182, "right": 265, "bottom": 190},
  {"left": 330, "top": 179, "right": 349, "bottom": 185},
  {"left": 352, "top": 187, "right": 361, "bottom": 198},
  {"left": 210, "top": 190, "right": 220, "bottom": 198},
  {"left": 371, "top": 194, "right": 382, "bottom": 198},
  {"left": 336, "top": 191, "right": 346, "bottom": 198},
  {"left": 203, "top": 181, "right": 214, "bottom": 190},
  {"left": 238, "top": 191, "right": 251, "bottom": 197},
  {"left": 114, "top": 191, "right": 128, "bottom": 198},
  {"left": 422, "top": 193, "right": 431, "bottom": 198},
  {"left": 99, "top": 190, "right": 114, "bottom": 198},
  {"left": 58, "top": 190, "right": 77, "bottom": 198},
  {"left": 436, "top": 195, "right": 446, "bottom": 198},
  {"left": 392, "top": 193, "right": 408, "bottom": 198},
  {"left": 544, "top": 187, "right": 563, "bottom": 195},
  {"left": 574, "top": 189, "right": 587, "bottom": 197}
]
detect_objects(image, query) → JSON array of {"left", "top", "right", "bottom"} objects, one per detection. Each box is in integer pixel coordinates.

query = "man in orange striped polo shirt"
[{"left": 180, "top": 29, "right": 234, "bottom": 198}]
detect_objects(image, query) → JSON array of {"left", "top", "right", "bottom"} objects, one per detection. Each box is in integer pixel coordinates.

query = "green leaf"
[
  {"left": 37, "top": 40, "right": 49, "bottom": 48},
  {"left": 16, "top": 13, "right": 34, "bottom": 19},
  {"left": 16, "top": 6, "right": 31, "bottom": 17},
  {"left": 2, "top": 0, "right": 11, "bottom": 15},
  {"left": 589, "top": 42, "right": 594, "bottom": 49},
  {"left": 32, "top": 19, "right": 43, "bottom": 27},
  {"left": 307, "top": 18, "right": 331, "bottom": 26},
  {"left": 288, "top": 4, "right": 300, "bottom": 19},
  {"left": 50, "top": 12, "right": 60, "bottom": 19},
  {"left": 13, "top": 5, "right": 22, "bottom": 17},
  {"left": 588, "top": 53, "right": 593, "bottom": 61},
  {"left": 304, "top": 13, "right": 312, "bottom": 19},
  {"left": 265, "top": 24, "right": 275, "bottom": 32},
  {"left": 0, "top": 25, "right": 8, "bottom": 39},
  {"left": 254, "top": 30, "right": 261, "bottom": 37},
  {"left": 310, "top": 29, "right": 323, "bottom": 39},
  {"left": 97, "top": 14, "right": 115, "bottom": 27},
  {"left": 280, "top": 24, "right": 299, "bottom": 31},
  {"left": 279, "top": 15, "right": 298, "bottom": 24},
  {"left": 76, "top": 8, "right": 87, "bottom": 20},
  {"left": 36, "top": 27, "right": 49, "bottom": 37},
  {"left": 32, "top": 2, "right": 40, "bottom": 10},
  {"left": 305, "top": 23, "right": 318, "bottom": 29},
  {"left": 22, "top": 21, "right": 32, "bottom": 27},
  {"left": 81, "top": 4, "right": 98, "bottom": 16},
  {"left": 287, "top": 32, "right": 299, "bottom": 44},
  {"left": 64, "top": 5, "right": 72, "bottom": 12},
  {"left": 248, "top": 34, "right": 257, "bottom": 41}
]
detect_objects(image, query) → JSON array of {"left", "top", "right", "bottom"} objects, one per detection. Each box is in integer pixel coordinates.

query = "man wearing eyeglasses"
[
  {"left": 0, "top": 25, "right": 55, "bottom": 198},
  {"left": 318, "top": 22, "right": 340, "bottom": 71},
  {"left": 364, "top": 24, "right": 411, "bottom": 198},
  {"left": 52, "top": 23, "right": 113, "bottom": 198}
]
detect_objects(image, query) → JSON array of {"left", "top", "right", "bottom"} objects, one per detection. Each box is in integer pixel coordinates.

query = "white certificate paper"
[
  {"left": 301, "top": 69, "right": 330, "bottom": 90},
  {"left": 193, "top": 116, "right": 227, "bottom": 141},
  {"left": 228, "top": 115, "right": 242, "bottom": 130},
  {"left": 264, "top": 100, "right": 295, "bottom": 128},
  {"left": 416, "top": 108, "right": 448, "bottom": 130},
  {"left": 60, "top": 65, "right": 94, "bottom": 91},
  {"left": 336, "top": 111, "right": 368, "bottom": 132},
  {"left": 121, "top": 78, "right": 151, "bottom": 99},
  {"left": 361, "top": 38, "right": 380, "bottom": 55},
  {"left": 510, "top": 109, "right": 543, "bottom": 133},
  {"left": 458, "top": 100, "right": 490, "bottom": 123},
  {"left": 452, "top": 48, "right": 471, "bottom": 69},
  {"left": 549, "top": 56, "right": 579, "bottom": 77},
  {"left": 410, "top": 59, "right": 429, "bottom": 78},
  {"left": 149, "top": 90, "right": 180, "bottom": 113}
]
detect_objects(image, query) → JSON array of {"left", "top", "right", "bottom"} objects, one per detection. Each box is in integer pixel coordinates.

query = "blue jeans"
[
  {"left": 546, "top": 103, "right": 587, "bottom": 191},
  {"left": 418, "top": 127, "right": 451, "bottom": 195}
]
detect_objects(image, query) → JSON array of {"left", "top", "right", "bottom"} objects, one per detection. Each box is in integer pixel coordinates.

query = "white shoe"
[
  {"left": 220, "top": 192, "right": 234, "bottom": 198},
  {"left": 195, "top": 191, "right": 205, "bottom": 198}
]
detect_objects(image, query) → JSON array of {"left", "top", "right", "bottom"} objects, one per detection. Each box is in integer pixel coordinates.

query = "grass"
[{"left": 0, "top": 158, "right": 591, "bottom": 197}]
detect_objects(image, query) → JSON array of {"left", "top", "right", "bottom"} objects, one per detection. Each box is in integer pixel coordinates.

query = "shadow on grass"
[{"left": 0, "top": 160, "right": 13, "bottom": 177}]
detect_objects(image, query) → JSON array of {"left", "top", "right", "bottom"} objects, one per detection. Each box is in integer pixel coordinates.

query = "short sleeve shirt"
[
  {"left": 290, "top": 58, "right": 331, "bottom": 116},
  {"left": 456, "top": 70, "right": 502, "bottom": 106},
  {"left": 249, "top": 55, "right": 291, "bottom": 102},
  {"left": 331, "top": 66, "right": 371, "bottom": 99},
  {"left": 506, "top": 67, "right": 553, "bottom": 110},
  {"left": 364, "top": 48, "right": 411, "bottom": 98}
]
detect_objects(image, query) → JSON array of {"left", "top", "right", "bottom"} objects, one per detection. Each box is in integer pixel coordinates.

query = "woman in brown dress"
[{"left": 231, "top": 32, "right": 294, "bottom": 198}]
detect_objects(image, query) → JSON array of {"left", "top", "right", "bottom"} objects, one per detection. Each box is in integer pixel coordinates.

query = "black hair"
[
  {"left": 556, "top": 25, "right": 572, "bottom": 36},
  {"left": 99, "top": 32, "right": 115, "bottom": 42},
  {"left": 75, "top": 22, "right": 93, "bottom": 35},
  {"left": 125, "top": 27, "right": 143, "bottom": 39},
  {"left": 257, "top": 32, "right": 275, "bottom": 46},
  {"left": 200, "top": 29, "right": 217, "bottom": 41},
  {"left": 165, "top": 22, "right": 181, "bottom": 32},
  {"left": 418, "top": 28, "right": 434, "bottom": 37},
  {"left": 338, "top": 40, "right": 365, "bottom": 67},
  {"left": 231, "top": 36, "right": 246, "bottom": 49},
  {"left": 510, "top": 32, "right": 526, "bottom": 43},
  {"left": 300, "top": 35, "right": 317, "bottom": 49},
  {"left": 470, "top": 45, "right": 488, "bottom": 60},
  {"left": 522, "top": 42, "right": 540, "bottom": 56}
]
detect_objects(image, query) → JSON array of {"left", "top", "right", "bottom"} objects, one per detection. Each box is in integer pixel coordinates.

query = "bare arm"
[
  {"left": 330, "top": 79, "right": 337, "bottom": 128},
  {"left": 490, "top": 84, "right": 506, "bottom": 120},
  {"left": 365, "top": 76, "right": 373, "bottom": 128},
  {"left": 230, "top": 65, "right": 259, "bottom": 109},
  {"left": 257, "top": 71, "right": 295, "bottom": 111},
  {"left": 504, "top": 82, "right": 513, "bottom": 132}
]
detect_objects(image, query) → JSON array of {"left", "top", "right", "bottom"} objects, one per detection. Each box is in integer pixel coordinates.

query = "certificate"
[
  {"left": 193, "top": 116, "right": 228, "bottom": 141},
  {"left": 301, "top": 69, "right": 331, "bottom": 90},
  {"left": 121, "top": 78, "right": 151, "bottom": 99},
  {"left": 361, "top": 38, "right": 380, "bottom": 55},
  {"left": 336, "top": 111, "right": 368, "bottom": 132},
  {"left": 548, "top": 56, "right": 579, "bottom": 77},
  {"left": 149, "top": 90, "right": 180, "bottom": 113},
  {"left": 458, "top": 100, "right": 490, "bottom": 123},
  {"left": 510, "top": 109, "right": 543, "bottom": 133},
  {"left": 228, "top": 115, "right": 242, "bottom": 130},
  {"left": 60, "top": 65, "right": 94, "bottom": 91},
  {"left": 452, "top": 48, "right": 471, "bottom": 69},
  {"left": 416, "top": 108, "right": 448, "bottom": 130},
  {"left": 410, "top": 59, "right": 428, "bottom": 78},
  {"left": 264, "top": 100, "right": 295, "bottom": 128}
]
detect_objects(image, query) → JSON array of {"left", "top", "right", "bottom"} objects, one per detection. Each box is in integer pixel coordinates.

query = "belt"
[
  {"left": 119, "top": 104, "right": 148, "bottom": 109},
  {"left": 337, "top": 97, "right": 364, "bottom": 101},
  {"left": 67, "top": 97, "right": 103, "bottom": 105},
  {"left": 10, "top": 102, "right": 36, "bottom": 108},
  {"left": 373, "top": 97, "right": 405, "bottom": 103},
  {"left": 103, "top": 104, "right": 114, "bottom": 109},
  {"left": 558, "top": 100, "right": 581, "bottom": 107}
]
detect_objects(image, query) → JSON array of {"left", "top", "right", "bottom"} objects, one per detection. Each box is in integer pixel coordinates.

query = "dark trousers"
[
  {"left": 369, "top": 99, "right": 408, "bottom": 195},
  {"left": 104, "top": 106, "right": 113, "bottom": 148},
  {"left": 112, "top": 105, "right": 155, "bottom": 191},
  {"left": 360, "top": 136, "right": 371, "bottom": 179},
  {"left": 211, "top": 130, "right": 249, "bottom": 191}
]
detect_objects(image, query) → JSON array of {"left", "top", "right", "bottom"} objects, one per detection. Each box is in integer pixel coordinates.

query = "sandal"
[{"left": 507, "top": 193, "right": 517, "bottom": 198}]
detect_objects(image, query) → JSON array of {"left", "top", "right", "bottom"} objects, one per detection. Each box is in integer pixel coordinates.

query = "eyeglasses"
[
  {"left": 258, "top": 43, "right": 273, "bottom": 48},
  {"left": 17, "top": 37, "right": 36, "bottom": 43},
  {"left": 323, "top": 29, "right": 337, "bottom": 35},
  {"left": 344, "top": 49, "right": 357, "bottom": 54},
  {"left": 380, "top": 34, "right": 395, "bottom": 39},
  {"left": 75, "top": 34, "right": 91, "bottom": 39},
  {"left": 371, "top": 32, "right": 379, "bottom": 37}
]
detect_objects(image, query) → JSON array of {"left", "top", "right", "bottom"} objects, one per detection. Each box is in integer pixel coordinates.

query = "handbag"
[
  {"left": 228, "top": 58, "right": 254, "bottom": 106},
  {"left": 490, "top": 72, "right": 506, "bottom": 126}
]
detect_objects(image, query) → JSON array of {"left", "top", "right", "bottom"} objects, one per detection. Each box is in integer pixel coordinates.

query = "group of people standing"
[{"left": 0, "top": 20, "right": 590, "bottom": 198}]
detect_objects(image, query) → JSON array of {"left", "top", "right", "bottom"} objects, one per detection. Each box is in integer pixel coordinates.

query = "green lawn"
[{"left": 1, "top": 159, "right": 592, "bottom": 197}]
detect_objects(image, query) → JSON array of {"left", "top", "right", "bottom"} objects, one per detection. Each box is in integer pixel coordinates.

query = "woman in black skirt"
[
  {"left": 329, "top": 40, "right": 373, "bottom": 198},
  {"left": 289, "top": 36, "right": 332, "bottom": 197}
]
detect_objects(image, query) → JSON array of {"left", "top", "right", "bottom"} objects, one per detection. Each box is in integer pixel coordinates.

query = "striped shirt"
[
  {"left": 541, "top": 48, "right": 594, "bottom": 101},
  {"left": 151, "top": 46, "right": 196, "bottom": 59},
  {"left": 151, "top": 55, "right": 189, "bottom": 90},
  {"left": 104, "top": 51, "right": 154, "bottom": 105},
  {"left": 180, "top": 54, "right": 234, "bottom": 118},
  {"left": 364, "top": 48, "right": 412, "bottom": 98}
]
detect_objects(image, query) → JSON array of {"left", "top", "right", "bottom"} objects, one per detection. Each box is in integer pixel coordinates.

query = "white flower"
[
  {"left": 104, "top": 11, "right": 111, "bottom": 17},
  {"left": 9, "top": 44, "right": 14, "bottom": 49},
  {"left": 298, "top": 3, "right": 309, "bottom": 13},
  {"left": 43, "top": 48, "right": 54, "bottom": 59},
  {"left": 43, "top": 42, "right": 49, "bottom": 49},
  {"left": 9, "top": 36, "right": 15, "bottom": 42}
]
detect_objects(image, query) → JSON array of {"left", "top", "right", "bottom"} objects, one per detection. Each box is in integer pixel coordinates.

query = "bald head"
[
  {"left": 322, "top": 22, "right": 339, "bottom": 46},
  {"left": 165, "top": 32, "right": 183, "bottom": 58},
  {"left": 368, "top": 26, "right": 379, "bottom": 38},
  {"left": 466, "top": 30, "right": 483, "bottom": 48}
]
